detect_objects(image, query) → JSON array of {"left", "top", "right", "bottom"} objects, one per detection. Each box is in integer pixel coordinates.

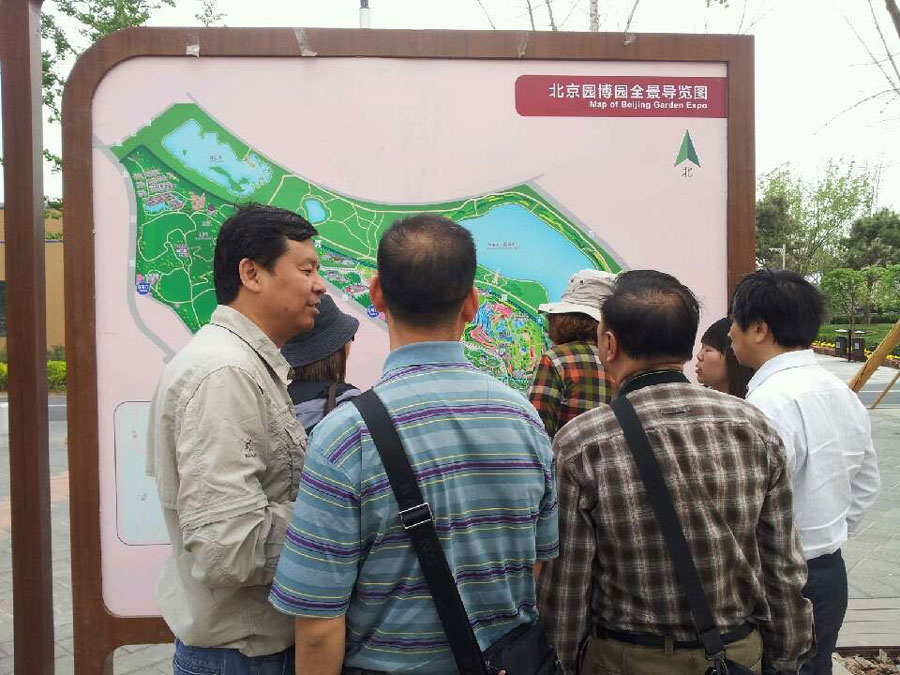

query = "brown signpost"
[
  {"left": 0, "top": 0, "right": 56, "bottom": 673},
  {"left": 62, "top": 27, "right": 754, "bottom": 672}
]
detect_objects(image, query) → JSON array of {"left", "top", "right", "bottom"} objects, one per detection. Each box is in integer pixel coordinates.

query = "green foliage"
[
  {"left": 843, "top": 208, "right": 900, "bottom": 269},
  {"left": 0, "top": 361, "right": 68, "bottom": 391},
  {"left": 756, "top": 161, "right": 879, "bottom": 278},
  {"left": 859, "top": 265, "right": 885, "bottom": 323},
  {"left": 46, "top": 360, "right": 67, "bottom": 391},
  {"left": 196, "top": 0, "right": 225, "bottom": 26},
  {"left": 47, "top": 345, "right": 66, "bottom": 361},
  {"left": 40, "top": 0, "right": 177, "bottom": 173},
  {"left": 820, "top": 268, "right": 864, "bottom": 329},
  {"left": 46, "top": 231, "right": 64, "bottom": 241},
  {"left": 876, "top": 264, "right": 900, "bottom": 312}
]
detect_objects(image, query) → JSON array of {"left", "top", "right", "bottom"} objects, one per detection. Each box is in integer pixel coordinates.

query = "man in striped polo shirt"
[{"left": 269, "top": 214, "right": 558, "bottom": 675}]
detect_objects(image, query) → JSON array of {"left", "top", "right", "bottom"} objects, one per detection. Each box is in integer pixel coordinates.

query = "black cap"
[{"left": 281, "top": 294, "right": 360, "bottom": 368}]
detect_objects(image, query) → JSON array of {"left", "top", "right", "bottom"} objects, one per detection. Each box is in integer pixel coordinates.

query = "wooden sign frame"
[{"left": 62, "top": 26, "right": 754, "bottom": 673}]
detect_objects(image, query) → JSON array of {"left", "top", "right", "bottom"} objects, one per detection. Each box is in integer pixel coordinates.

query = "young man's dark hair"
[
  {"left": 729, "top": 269, "right": 825, "bottom": 348},
  {"left": 601, "top": 269, "right": 699, "bottom": 360},
  {"left": 213, "top": 203, "right": 318, "bottom": 304},
  {"left": 376, "top": 214, "right": 476, "bottom": 327}
]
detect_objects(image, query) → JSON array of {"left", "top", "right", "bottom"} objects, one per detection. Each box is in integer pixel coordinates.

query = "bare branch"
[
  {"left": 560, "top": 0, "right": 582, "bottom": 30},
  {"left": 736, "top": 0, "right": 749, "bottom": 33},
  {"left": 868, "top": 0, "right": 900, "bottom": 91},
  {"left": 589, "top": 0, "right": 599, "bottom": 31},
  {"left": 545, "top": 0, "right": 558, "bottom": 30},
  {"left": 524, "top": 0, "right": 537, "bottom": 30},
  {"left": 845, "top": 14, "right": 900, "bottom": 97},
  {"left": 623, "top": 0, "right": 641, "bottom": 33},
  {"left": 474, "top": 0, "right": 497, "bottom": 29},
  {"left": 814, "top": 89, "right": 895, "bottom": 132},
  {"left": 887, "top": 0, "right": 900, "bottom": 39}
]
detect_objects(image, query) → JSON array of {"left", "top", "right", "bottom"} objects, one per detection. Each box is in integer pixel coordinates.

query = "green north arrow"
[{"left": 675, "top": 130, "right": 700, "bottom": 167}]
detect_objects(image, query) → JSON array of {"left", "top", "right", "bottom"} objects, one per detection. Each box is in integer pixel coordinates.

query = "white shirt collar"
[{"left": 746, "top": 349, "right": 817, "bottom": 396}]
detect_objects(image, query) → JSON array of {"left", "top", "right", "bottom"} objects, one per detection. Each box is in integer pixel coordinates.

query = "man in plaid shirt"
[
  {"left": 528, "top": 270, "right": 617, "bottom": 438},
  {"left": 537, "top": 270, "right": 813, "bottom": 675}
]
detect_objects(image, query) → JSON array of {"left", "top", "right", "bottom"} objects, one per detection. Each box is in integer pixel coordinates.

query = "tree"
[
  {"left": 755, "top": 162, "right": 879, "bottom": 278},
  {"left": 195, "top": 0, "right": 225, "bottom": 27},
  {"left": 821, "top": 268, "right": 865, "bottom": 352},
  {"left": 36, "top": 0, "right": 178, "bottom": 174},
  {"left": 860, "top": 265, "right": 886, "bottom": 324},
  {"left": 756, "top": 180, "right": 800, "bottom": 270},
  {"left": 876, "top": 264, "right": 900, "bottom": 314},
  {"left": 843, "top": 208, "right": 900, "bottom": 269}
]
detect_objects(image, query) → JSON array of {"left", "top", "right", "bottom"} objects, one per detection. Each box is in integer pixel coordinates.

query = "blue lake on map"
[
  {"left": 459, "top": 203, "right": 594, "bottom": 302},
  {"left": 304, "top": 198, "right": 327, "bottom": 224},
  {"left": 161, "top": 120, "right": 272, "bottom": 198}
]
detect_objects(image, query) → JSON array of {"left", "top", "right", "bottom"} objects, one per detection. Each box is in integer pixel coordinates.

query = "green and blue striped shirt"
[{"left": 270, "top": 341, "right": 558, "bottom": 673}]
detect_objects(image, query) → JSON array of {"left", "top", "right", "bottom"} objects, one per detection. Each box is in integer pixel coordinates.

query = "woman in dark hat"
[
  {"left": 281, "top": 294, "right": 361, "bottom": 433},
  {"left": 695, "top": 317, "right": 754, "bottom": 398}
]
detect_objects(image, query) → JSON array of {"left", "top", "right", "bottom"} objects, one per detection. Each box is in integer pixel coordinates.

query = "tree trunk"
[
  {"left": 525, "top": 0, "right": 536, "bottom": 30},
  {"left": 545, "top": 0, "right": 558, "bottom": 30},
  {"left": 589, "top": 0, "right": 599, "bottom": 31},
  {"left": 887, "top": 0, "right": 900, "bottom": 39}
]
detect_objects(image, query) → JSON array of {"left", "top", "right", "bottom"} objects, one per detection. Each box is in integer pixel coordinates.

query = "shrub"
[
  {"left": 0, "top": 363, "right": 6, "bottom": 390},
  {"left": 47, "top": 360, "right": 66, "bottom": 391},
  {"left": 47, "top": 345, "right": 65, "bottom": 361}
]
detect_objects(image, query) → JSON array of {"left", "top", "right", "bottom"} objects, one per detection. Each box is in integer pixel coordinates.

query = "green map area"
[{"left": 112, "top": 103, "right": 621, "bottom": 390}]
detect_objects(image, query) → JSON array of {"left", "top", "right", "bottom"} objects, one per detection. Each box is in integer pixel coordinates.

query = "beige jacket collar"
[{"left": 209, "top": 305, "right": 292, "bottom": 386}]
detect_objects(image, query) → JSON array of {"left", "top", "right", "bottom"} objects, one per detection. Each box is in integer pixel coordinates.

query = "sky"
[{"left": 1, "top": 0, "right": 899, "bottom": 209}]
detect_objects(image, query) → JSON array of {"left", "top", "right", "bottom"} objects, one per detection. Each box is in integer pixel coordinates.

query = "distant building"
[{"left": 0, "top": 204, "right": 67, "bottom": 351}]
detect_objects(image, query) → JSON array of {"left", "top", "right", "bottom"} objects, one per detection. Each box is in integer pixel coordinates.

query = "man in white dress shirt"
[{"left": 728, "top": 269, "right": 880, "bottom": 675}]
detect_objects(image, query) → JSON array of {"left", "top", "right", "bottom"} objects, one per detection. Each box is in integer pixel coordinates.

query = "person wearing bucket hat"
[
  {"left": 527, "top": 269, "right": 618, "bottom": 439},
  {"left": 282, "top": 294, "right": 361, "bottom": 433}
]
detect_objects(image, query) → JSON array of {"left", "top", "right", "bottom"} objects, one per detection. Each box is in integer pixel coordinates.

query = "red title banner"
[{"left": 516, "top": 75, "right": 728, "bottom": 118}]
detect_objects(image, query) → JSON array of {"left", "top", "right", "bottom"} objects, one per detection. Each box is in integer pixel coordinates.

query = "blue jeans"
[
  {"left": 800, "top": 549, "right": 848, "bottom": 675},
  {"left": 173, "top": 639, "right": 295, "bottom": 675}
]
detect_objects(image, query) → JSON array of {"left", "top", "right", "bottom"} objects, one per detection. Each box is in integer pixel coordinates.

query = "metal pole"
[
  {"left": 360, "top": 0, "right": 371, "bottom": 28},
  {"left": 0, "top": 0, "right": 55, "bottom": 673}
]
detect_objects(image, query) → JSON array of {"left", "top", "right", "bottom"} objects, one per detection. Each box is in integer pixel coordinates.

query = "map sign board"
[{"left": 63, "top": 28, "right": 754, "bottom": 669}]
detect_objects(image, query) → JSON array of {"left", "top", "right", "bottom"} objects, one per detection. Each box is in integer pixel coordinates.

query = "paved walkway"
[{"left": 0, "top": 354, "right": 897, "bottom": 672}]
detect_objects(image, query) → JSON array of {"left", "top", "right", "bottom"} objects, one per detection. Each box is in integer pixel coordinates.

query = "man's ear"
[
  {"left": 752, "top": 320, "right": 772, "bottom": 345},
  {"left": 460, "top": 287, "right": 480, "bottom": 324},
  {"left": 597, "top": 325, "right": 618, "bottom": 364},
  {"left": 370, "top": 273, "right": 388, "bottom": 313},
  {"left": 238, "top": 258, "right": 262, "bottom": 294}
]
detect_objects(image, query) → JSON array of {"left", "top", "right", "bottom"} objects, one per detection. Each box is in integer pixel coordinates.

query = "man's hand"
[{"left": 294, "top": 615, "right": 346, "bottom": 675}]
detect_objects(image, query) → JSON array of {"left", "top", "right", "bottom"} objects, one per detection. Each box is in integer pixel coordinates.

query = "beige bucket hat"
[{"left": 538, "top": 269, "right": 618, "bottom": 323}]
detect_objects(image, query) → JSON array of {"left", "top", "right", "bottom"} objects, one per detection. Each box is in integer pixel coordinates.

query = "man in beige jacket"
[{"left": 147, "top": 203, "right": 325, "bottom": 674}]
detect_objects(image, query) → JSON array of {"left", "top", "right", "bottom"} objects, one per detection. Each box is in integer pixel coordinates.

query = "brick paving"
[{"left": 0, "top": 353, "right": 897, "bottom": 672}]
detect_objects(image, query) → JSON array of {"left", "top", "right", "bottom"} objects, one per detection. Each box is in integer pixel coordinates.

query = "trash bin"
[
  {"left": 835, "top": 330, "right": 849, "bottom": 358},
  {"left": 850, "top": 332, "right": 867, "bottom": 362}
]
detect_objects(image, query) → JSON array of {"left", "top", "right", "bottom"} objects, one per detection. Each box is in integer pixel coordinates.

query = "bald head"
[
  {"left": 601, "top": 270, "right": 699, "bottom": 361},
  {"left": 376, "top": 214, "right": 477, "bottom": 327}
]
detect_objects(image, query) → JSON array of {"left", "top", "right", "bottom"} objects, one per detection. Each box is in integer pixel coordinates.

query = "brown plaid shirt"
[
  {"left": 527, "top": 341, "right": 613, "bottom": 438},
  {"left": 536, "top": 372, "right": 814, "bottom": 673}
]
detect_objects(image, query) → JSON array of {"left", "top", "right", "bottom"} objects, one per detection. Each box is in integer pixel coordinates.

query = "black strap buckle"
[
  {"left": 705, "top": 652, "right": 729, "bottom": 675},
  {"left": 399, "top": 502, "right": 433, "bottom": 530}
]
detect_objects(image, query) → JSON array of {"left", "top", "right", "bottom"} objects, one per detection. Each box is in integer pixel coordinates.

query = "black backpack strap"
[
  {"left": 610, "top": 395, "right": 727, "bottom": 666},
  {"left": 351, "top": 390, "right": 490, "bottom": 675}
]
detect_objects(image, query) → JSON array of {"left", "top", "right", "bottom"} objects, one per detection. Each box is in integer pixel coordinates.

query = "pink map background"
[{"left": 91, "top": 56, "right": 728, "bottom": 616}]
